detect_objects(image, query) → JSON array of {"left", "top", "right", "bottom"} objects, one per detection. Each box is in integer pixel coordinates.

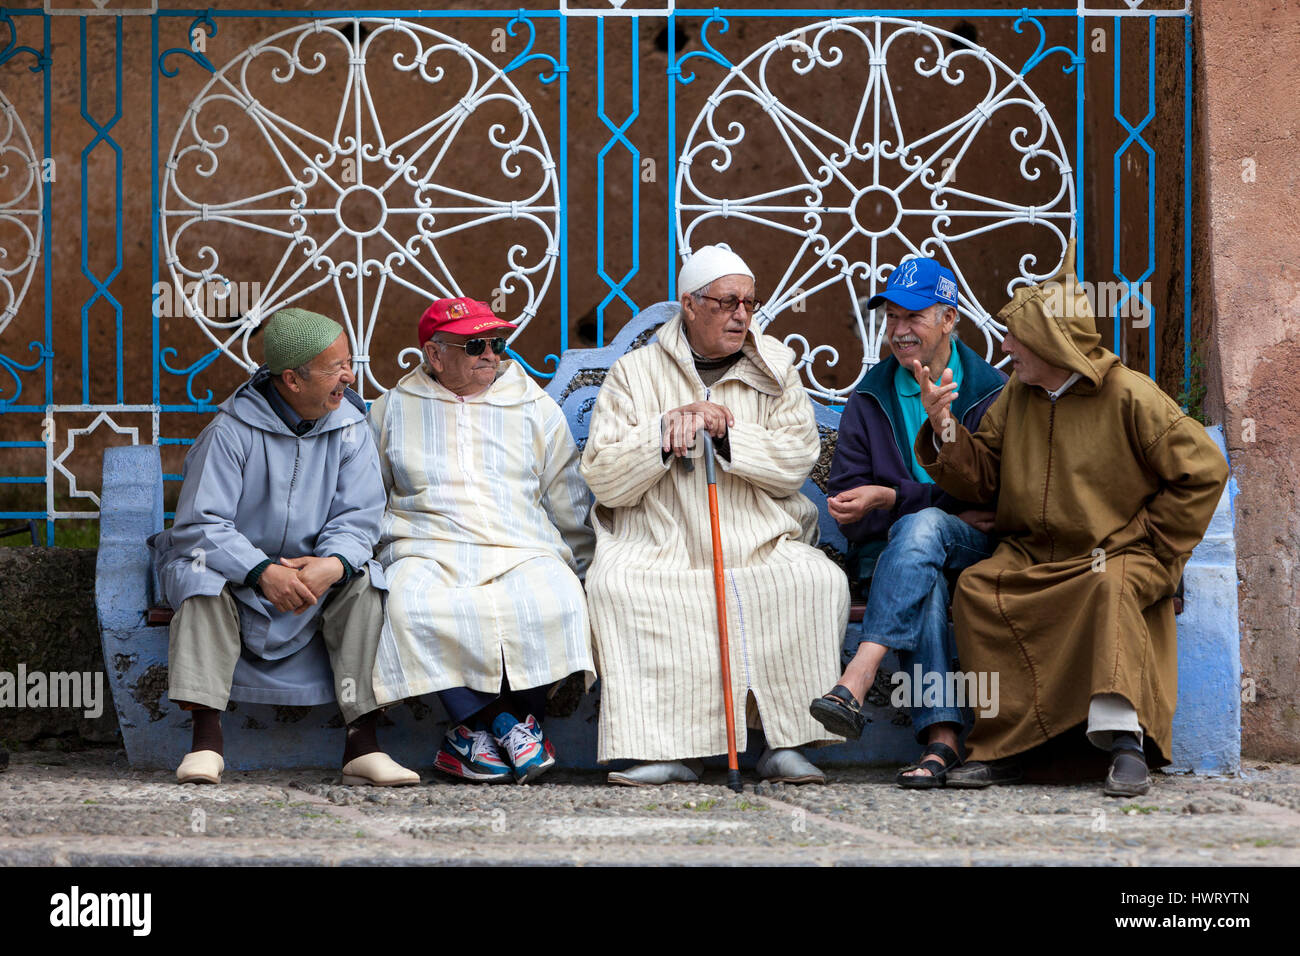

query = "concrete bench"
[{"left": 96, "top": 301, "right": 1240, "bottom": 773}]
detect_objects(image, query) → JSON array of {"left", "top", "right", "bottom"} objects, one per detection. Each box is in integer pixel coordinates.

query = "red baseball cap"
[{"left": 418, "top": 297, "right": 517, "bottom": 345}]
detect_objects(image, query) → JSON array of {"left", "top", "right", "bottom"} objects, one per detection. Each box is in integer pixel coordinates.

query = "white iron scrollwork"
[
  {"left": 676, "top": 17, "right": 1076, "bottom": 400},
  {"left": 0, "top": 89, "right": 43, "bottom": 340},
  {"left": 160, "top": 17, "right": 559, "bottom": 398}
]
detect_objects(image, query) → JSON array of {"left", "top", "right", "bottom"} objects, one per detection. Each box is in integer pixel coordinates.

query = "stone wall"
[
  {"left": 0, "top": 549, "right": 120, "bottom": 750},
  {"left": 1197, "top": 0, "right": 1300, "bottom": 759}
]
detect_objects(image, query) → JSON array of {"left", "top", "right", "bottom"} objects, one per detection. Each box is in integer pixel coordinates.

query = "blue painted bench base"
[{"left": 95, "top": 304, "right": 1239, "bottom": 773}]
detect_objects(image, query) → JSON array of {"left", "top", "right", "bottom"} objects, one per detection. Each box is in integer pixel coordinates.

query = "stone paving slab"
[{"left": 0, "top": 751, "right": 1297, "bottom": 866}]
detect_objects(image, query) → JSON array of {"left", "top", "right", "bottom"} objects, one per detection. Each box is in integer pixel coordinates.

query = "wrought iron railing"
[{"left": 0, "top": 1, "right": 1195, "bottom": 540}]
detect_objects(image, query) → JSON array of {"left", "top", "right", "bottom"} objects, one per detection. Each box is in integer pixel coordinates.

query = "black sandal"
[
  {"left": 896, "top": 741, "right": 961, "bottom": 789},
  {"left": 809, "top": 684, "right": 866, "bottom": 740}
]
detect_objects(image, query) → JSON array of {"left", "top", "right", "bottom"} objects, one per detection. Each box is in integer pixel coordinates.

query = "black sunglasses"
[{"left": 439, "top": 337, "right": 508, "bottom": 357}]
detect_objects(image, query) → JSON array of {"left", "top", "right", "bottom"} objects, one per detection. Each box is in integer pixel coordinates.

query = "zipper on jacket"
[
  {"left": 1041, "top": 400, "right": 1057, "bottom": 562},
  {"left": 277, "top": 439, "right": 303, "bottom": 557}
]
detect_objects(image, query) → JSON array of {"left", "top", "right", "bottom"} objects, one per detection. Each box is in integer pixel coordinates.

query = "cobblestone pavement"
[{"left": 1, "top": 750, "right": 1297, "bottom": 866}]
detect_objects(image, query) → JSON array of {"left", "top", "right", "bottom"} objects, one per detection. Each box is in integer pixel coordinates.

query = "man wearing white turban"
[{"left": 581, "top": 244, "right": 850, "bottom": 786}]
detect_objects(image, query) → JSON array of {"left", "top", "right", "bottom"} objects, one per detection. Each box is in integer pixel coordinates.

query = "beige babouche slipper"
[
  {"left": 176, "top": 749, "right": 224, "bottom": 785},
  {"left": 341, "top": 751, "right": 420, "bottom": 787}
]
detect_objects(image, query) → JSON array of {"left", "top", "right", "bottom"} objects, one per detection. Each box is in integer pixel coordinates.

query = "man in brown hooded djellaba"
[{"left": 910, "top": 243, "right": 1229, "bottom": 797}]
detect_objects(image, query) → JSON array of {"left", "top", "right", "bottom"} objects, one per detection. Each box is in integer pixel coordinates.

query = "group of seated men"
[{"left": 150, "top": 241, "right": 1228, "bottom": 797}]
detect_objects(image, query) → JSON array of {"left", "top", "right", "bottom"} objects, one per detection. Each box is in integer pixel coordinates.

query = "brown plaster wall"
[{"left": 1196, "top": 0, "right": 1300, "bottom": 759}]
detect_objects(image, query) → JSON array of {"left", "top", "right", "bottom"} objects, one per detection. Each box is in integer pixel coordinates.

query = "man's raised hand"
[{"left": 911, "top": 359, "right": 958, "bottom": 434}]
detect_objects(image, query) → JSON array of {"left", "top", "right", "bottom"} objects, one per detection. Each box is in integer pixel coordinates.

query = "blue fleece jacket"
[{"left": 827, "top": 336, "right": 1006, "bottom": 569}]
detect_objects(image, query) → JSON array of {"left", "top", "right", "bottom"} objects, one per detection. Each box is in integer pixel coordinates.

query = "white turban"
[{"left": 677, "top": 244, "right": 754, "bottom": 297}]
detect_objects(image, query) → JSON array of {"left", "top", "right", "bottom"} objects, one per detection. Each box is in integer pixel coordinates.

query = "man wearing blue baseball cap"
[{"left": 810, "top": 257, "right": 1007, "bottom": 788}]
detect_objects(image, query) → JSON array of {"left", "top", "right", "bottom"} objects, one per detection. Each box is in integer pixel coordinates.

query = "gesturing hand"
[
  {"left": 258, "top": 561, "right": 319, "bottom": 614},
  {"left": 662, "top": 401, "right": 734, "bottom": 458},
  {"left": 911, "top": 359, "right": 958, "bottom": 435}
]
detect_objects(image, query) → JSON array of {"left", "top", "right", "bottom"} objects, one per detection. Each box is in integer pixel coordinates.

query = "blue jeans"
[
  {"left": 844, "top": 508, "right": 992, "bottom": 742},
  {"left": 438, "top": 678, "right": 552, "bottom": 729}
]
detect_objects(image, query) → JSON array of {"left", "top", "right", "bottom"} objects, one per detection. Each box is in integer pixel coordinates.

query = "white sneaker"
[
  {"left": 756, "top": 747, "right": 824, "bottom": 784},
  {"left": 607, "top": 759, "right": 704, "bottom": 787}
]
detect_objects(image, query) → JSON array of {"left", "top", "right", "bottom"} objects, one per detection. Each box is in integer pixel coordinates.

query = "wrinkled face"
[
  {"left": 423, "top": 331, "right": 503, "bottom": 396},
  {"left": 1001, "top": 331, "right": 1067, "bottom": 389},
  {"left": 279, "top": 333, "right": 354, "bottom": 419},
  {"left": 884, "top": 302, "right": 955, "bottom": 371},
  {"left": 681, "top": 273, "right": 756, "bottom": 360}
]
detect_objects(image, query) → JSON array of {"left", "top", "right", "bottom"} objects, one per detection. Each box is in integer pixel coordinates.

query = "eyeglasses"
[
  {"left": 437, "top": 337, "right": 508, "bottom": 357},
  {"left": 696, "top": 294, "right": 763, "bottom": 315}
]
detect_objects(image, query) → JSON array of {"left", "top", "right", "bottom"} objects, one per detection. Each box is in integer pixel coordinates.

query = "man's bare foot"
[
  {"left": 836, "top": 642, "right": 889, "bottom": 703},
  {"left": 900, "top": 726, "right": 961, "bottom": 779}
]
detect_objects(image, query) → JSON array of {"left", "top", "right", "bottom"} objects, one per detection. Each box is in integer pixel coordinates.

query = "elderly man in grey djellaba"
[{"left": 149, "top": 308, "right": 419, "bottom": 787}]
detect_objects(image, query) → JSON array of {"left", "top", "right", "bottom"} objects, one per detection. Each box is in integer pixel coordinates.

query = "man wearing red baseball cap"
[{"left": 367, "top": 297, "right": 595, "bottom": 784}]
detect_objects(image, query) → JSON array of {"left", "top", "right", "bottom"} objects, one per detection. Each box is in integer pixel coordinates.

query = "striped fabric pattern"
[
  {"left": 581, "top": 312, "right": 849, "bottom": 762},
  {"left": 367, "top": 362, "right": 595, "bottom": 705}
]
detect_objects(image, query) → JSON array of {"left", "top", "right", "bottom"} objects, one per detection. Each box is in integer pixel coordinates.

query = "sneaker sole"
[
  {"left": 434, "top": 752, "right": 512, "bottom": 783},
  {"left": 514, "top": 753, "right": 556, "bottom": 785},
  {"left": 434, "top": 764, "right": 513, "bottom": 784}
]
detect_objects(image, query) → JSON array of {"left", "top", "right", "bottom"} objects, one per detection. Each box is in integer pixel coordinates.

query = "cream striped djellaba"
[
  {"left": 366, "top": 361, "right": 596, "bottom": 707},
  {"left": 581, "top": 310, "right": 849, "bottom": 762}
]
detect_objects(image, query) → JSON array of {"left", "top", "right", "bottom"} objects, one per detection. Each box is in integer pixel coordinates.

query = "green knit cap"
[{"left": 262, "top": 308, "right": 345, "bottom": 374}]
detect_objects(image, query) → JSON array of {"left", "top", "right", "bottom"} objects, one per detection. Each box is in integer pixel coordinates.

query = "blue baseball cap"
[{"left": 867, "top": 258, "right": 960, "bottom": 312}]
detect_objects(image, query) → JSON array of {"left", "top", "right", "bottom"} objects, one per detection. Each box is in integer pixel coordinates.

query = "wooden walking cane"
[{"left": 699, "top": 430, "right": 744, "bottom": 793}]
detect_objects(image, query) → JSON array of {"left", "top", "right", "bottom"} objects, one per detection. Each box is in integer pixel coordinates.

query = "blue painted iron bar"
[
  {"left": 1182, "top": 12, "right": 1192, "bottom": 400},
  {"left": 1075, "top": 7, "right": 1084, "bottom": 282},
  {"left": 667, "top": 10, "right": 677, "bottom": 296},
  {"left": 151, "top": 13, "right": 160, "bottom": 407},
  {"left": 157, "top": 9, "right": 563, "bottom": 16},
  {"left": 1145, "top": 14, "right": 1155, "bottom": 380},
  {"left": 559, "top": 12, "right": 569, "bottom": 353},
  {"left": 42, "top": 11, "right": 53, "bottom": 410},
  {"left": 1111, "top": 15, "right": 1160, "bottom": 378},
  {"left": 155, "top": 7, "right": 1080, "bottom": 17},
  {"left": 1111, "top": 15, "right": 1122, "bottom": 358},
  {"left": 595, "top": 17, "right": 642, "bottom": 345},
  {"left": 77, "top": 15, "right": 126, "bottom": 405},
  {"left": 671, "top": 8, "right": 1078, "bottom": 16}
]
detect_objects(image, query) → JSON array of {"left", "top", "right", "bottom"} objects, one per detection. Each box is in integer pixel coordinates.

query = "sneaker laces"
[
  {"left": 468, "top": 730, "right": 500, "bottom": 764},
  {"left": 500, "top": 722, "right": 539, "bottom": 759}
]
